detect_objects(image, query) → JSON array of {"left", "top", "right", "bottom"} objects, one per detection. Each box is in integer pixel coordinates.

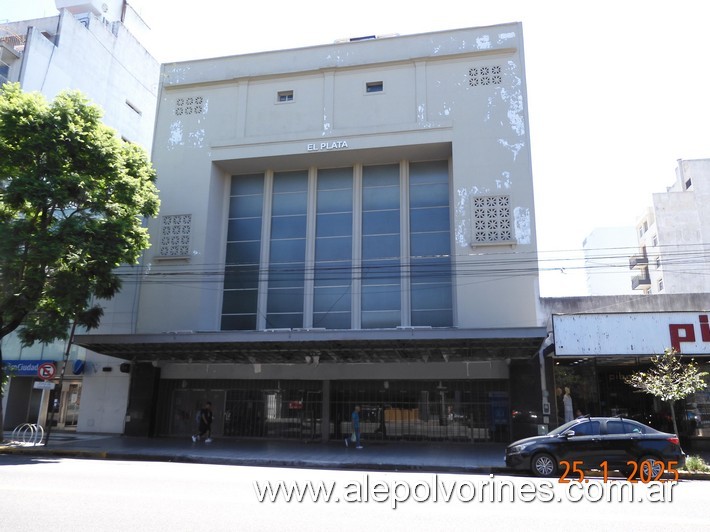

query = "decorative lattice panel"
[
  {"left": 469, "top": 66, "right": 502, "bottom": 87},
  {"left": 175, "top": 96, "right": 204, "bottom": 116},
  {"left": 471, "top": 195, "right": 513, "bottom": 243},
  {"left": 160, "top": 214, "right": 192, "bottom": 256}
]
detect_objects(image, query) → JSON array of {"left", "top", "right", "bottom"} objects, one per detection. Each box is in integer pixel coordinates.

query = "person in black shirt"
[{"left": 192, "top": 401, "right": 213, "bottom": 443}]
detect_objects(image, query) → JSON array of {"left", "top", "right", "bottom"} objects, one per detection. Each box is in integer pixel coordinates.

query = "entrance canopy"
[{"left": 74, "top": 327, "right": 547, "bottom": 364}]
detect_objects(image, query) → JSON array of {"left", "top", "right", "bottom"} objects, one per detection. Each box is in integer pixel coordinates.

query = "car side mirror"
[{"left": 563, "top": 430, "right": 575, "bottom": 438}]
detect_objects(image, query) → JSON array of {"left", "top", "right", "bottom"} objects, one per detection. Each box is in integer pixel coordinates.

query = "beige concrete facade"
[{"left": 141, "top": 23, "right": 540, "bottom": 334}]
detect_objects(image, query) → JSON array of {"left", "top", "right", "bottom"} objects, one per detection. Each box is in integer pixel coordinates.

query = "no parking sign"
[{"left": 37, "top": 362, "right": 56, "bottom": 381}]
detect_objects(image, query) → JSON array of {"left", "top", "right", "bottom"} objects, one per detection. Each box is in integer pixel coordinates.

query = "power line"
[{"left": 102, "top": 241, "right": 710, "bottom": 283}]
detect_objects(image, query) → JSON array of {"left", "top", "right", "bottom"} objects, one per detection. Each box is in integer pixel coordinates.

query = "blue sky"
[{"left": 3, "top": 0, "right": 710, "bottom": 296}]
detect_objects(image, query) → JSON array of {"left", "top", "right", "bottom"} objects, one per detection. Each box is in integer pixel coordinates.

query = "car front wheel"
[{"left": 532, "top": 453, "right": 557, "bottom": 477}]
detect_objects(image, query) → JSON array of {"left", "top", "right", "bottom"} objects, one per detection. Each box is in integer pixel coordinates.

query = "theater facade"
[{"left": 74, "top": 24, "right": 549, "bottom": 443}]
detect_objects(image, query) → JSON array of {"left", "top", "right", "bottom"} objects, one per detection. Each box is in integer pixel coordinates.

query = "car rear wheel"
[
  {"left": 638, "top": 455, "right": 663, "bottom": 479},
  {"left": 532, "top": 453, "right": 557, "bottom": 477}
]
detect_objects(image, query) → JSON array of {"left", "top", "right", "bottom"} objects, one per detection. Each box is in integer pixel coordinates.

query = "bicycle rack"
[{"left": 11, "top": 423, "right": 45, "bottom": 446}]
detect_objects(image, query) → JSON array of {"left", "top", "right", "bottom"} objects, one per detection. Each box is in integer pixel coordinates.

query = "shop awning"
[{"left": 74, "top": 327, "right": 548, "bottom": 364}]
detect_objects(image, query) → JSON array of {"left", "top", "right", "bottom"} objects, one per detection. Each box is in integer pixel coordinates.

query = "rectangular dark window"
[
  {"left": 314, "top": 168, "right": 353, "bottom": 329},
  {"left": 222, "top": 174, "right": 264, "bottom": 331},
  {"left": 409, "top": 161, "right": 452, "bottom": 327},
  {"left": 266, "top": 170, "right": 308, "bottom": 329},
  {"left": 277, "top": 90, "right": 294, "bottom": 102},
  {"left": 366, "top": 81, "right": 383, "bottom": 93},
  {"left": 361, "top": 164, "right": 400, "bottom": 328}
]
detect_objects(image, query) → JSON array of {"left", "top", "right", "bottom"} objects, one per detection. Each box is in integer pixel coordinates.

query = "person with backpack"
[{"left": 192, "top": 401, "right": 213, "bottom": 443}]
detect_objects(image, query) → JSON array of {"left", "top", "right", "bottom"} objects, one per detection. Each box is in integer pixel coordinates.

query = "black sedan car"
[{"left": 505, "top": 416, "right": 685, "bottom": 477}]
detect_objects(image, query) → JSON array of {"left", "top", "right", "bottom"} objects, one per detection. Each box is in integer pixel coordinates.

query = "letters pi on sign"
[{"left": 669, "top": 314, "right": 710, "bottom": 352}]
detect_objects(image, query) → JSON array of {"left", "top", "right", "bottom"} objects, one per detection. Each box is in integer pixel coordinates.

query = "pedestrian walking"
[
  {"left": 344, "top": 405, "right": 362, "bottom": 449},
  {"left": 563, "top": 387, "right": 573, "bottom": 423},
  {"left": 192, "top": 401, "right": 213, "bottom": 443}
]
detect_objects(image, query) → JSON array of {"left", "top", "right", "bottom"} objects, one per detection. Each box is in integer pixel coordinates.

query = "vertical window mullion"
[
  {"left": 400, "top": 160, "right": 411, "bottom": 327},
  {"left": 303, "top": 167, "right": 317, "bottom": 328},
  {"left": 256, "top": 171, "right": 273, "bottom": 330},
  {"left": 352, "top": 164, "right": 362, "bottom": 329}
]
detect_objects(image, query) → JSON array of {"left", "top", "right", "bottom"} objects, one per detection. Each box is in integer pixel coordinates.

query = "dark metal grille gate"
[
  {"left": 333, "top": 379, "right": 510, "bottom": 443},
  {"left": 156, "top": 378, "right": 510, "bottom": 443},
  {"left": 156, "top": 379, "right": 322, "bottom": 440}
]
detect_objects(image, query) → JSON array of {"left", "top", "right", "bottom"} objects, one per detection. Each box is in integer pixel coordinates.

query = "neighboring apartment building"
[
  {"left": 582, "top": 227, "right": 637, "bottom": 296},
  {"left": 77, "top": 24, "right": 549, "bottom": 443},
  {"left": 630, "top": 158, "right": 710, "bottom": 295},
  {"left": 1, "top": 0, "right": 159, "bottom": 432}
]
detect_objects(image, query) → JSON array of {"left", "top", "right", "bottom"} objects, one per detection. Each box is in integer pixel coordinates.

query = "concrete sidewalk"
[
  {"left": 0, "top": 431, "right": 507, "bottom": 474},
  {"left": 3, "top": 431, "right": 710, "bottom": 479}
]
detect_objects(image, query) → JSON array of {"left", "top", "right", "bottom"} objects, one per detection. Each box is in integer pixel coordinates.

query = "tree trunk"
[
  {"left": 0, "top": 342, "right": 5, "bottom": 442},
  {"left": 669, "top": 399, "right": 679, "bottom": 436}
]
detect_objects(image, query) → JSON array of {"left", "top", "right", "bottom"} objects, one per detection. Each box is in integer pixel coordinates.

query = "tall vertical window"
[
  {"left": 314, "top": 168, "right": 353, "bottom": 329},
  {"left": 222, "top": 160, "right": 452, "bottom": 332},
  {"left": 222, "top": 174, "right": 264, "bottom": 330},
  {"left": 409, "top": 161, "right": 452, "bottom": 326},
  {"left": 361, "top": 164, "right": 401, "bottom": 328},
  {"left": 266, "top": 170, "right": 308, "bottom": 328}
]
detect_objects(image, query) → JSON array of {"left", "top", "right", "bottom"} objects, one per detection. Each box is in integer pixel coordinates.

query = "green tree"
[
  {"left": 0, "top": 83, "right": 160, "bottom": 438},
  {"left": 624, "top": 347, "right": 709, "bottom": 436}
]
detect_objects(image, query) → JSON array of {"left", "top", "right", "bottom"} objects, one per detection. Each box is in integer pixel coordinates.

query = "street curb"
[
  {"left": 0, "top": 446, "right": 108, "bottom": 460},
  {"left": 0, "top": 444, "right": 498, "bottom": 474}
]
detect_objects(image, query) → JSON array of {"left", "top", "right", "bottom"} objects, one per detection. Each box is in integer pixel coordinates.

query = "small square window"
[
  {"left": 277, "top": 90, "right": 294, "bottom": 102},
  {"left": 366, "top": 81, "right": 383, "bottom": 93}
]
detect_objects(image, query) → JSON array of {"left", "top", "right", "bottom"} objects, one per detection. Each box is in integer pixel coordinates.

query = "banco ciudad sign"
[{"left": 2, "top": 360, "right": 49, "bottom": 376}]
